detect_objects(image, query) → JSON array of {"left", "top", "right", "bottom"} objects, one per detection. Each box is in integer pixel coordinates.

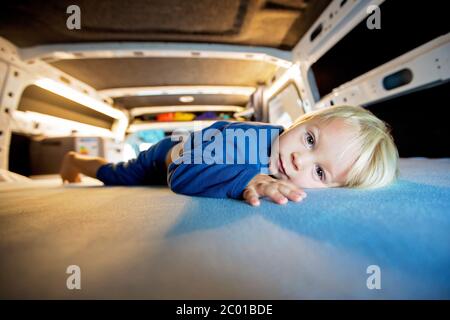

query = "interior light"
[
  {"left": 123, "top": 144, "right": 137, "bottom": 161},
  {"left": 139, "top": 143, "right": 155, "bottom": 152},
  {"left": 34, "top": 78, "right": 128, "bottom": 140},
  {"left": 13, "top": 110, "right": 115, "bottom": 137},
  {"left": 179, "top": 96, "right": 195, "bottom": 103},
  {"left": 35, "top": 78, "right": 126, "bottom": 120},
  {"left": 265, "top": 63, "right": 302, "bottom": 98}
]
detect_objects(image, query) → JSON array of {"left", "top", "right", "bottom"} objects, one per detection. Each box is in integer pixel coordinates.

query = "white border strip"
[
  {"left": 315, "top": 33, "right": 450, "bottom": 108},
  {"left": 100, "top": 86, "right": 255, "bottom": 98},
  {"left": 19, "top": 42, "right": 293, "bottom": 69},
  {"left": 130, "top": 105, "right": 245, "bottom": 117},
  {"left": 291, "top": 0, "right": 385, "bottom": 109},
  {"left": 128, "top": 120, "right": 220, "bottom": 133}
]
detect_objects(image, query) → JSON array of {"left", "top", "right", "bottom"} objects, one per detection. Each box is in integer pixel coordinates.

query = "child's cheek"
[{"left": 290, "top": 175, "right": 303, "bottom": 187}]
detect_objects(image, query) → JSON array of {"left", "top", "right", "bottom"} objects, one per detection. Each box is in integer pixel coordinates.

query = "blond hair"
[{"left": 292, "top": 105, "right": 399, "bottom": 189}]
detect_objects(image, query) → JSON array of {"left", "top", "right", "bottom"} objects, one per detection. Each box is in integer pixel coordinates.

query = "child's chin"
[{"left": 268, "top": 169, "right": 277, "bottom": 177}]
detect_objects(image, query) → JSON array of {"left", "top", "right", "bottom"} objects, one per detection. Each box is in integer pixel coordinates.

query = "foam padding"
[{"left": 0, "top": 158, "right": 449, "bottom": 298}]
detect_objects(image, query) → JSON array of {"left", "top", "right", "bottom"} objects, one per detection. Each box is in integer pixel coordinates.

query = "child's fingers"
[
  {"left": 278, "top": 184, "right": 304, "bottom": 202},
  {"left": 279, "top": 181, "right": 306, "bottom": 195},
  {"left": 264, "top": 187, "right": 288, "bottom": 205},
  {"left": 244, "top": 177, "right": 306, "bottom": 206},
  {"left": 243, "top": 188, "right": 261, "bottom": 206}
]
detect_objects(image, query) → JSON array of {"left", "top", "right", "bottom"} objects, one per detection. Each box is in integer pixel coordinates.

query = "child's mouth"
[{"left": 279, "top": 155, "right": 289, "bottom": 178}]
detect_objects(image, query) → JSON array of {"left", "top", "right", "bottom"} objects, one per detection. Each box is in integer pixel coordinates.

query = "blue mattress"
[
  {"left": 167, "top": 157, "right": 450, "bottom": 299},
  {"left": 0, "top": 157, "right": 449, "bottom": 299}
]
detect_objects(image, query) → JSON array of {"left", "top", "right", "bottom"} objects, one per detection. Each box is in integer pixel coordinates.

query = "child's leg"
[
  {"left": 60, "top": 151, "right": 108, "bottom": 183},
  {"left": 82, "top": 136, "right": 180, "bottom": 186}
]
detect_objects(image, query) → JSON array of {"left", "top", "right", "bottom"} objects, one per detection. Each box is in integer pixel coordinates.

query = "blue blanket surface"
[
  {"left": 0, "top": 158, "right": 449, "bottom": 299},
  {"left": 167, "top": 158, "right": 450, "bottom": 298}
]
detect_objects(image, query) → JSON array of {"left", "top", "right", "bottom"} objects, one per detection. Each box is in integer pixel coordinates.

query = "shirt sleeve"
[
  {"left": 96, "top": 136, "right": 180, "bottom": 186},
  {"left": 167, "top": 121, "right": 262, "bottom": 199},
  {"left": 96, "top": 154, "right": 153, "bottom": 186},
  {"left": 168, "top": 162, "right": 260, "bottom": 199}
]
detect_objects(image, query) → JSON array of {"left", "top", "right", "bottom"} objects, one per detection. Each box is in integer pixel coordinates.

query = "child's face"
[{"left": 269, "top": 117, "right": 360, "bottom": 188}]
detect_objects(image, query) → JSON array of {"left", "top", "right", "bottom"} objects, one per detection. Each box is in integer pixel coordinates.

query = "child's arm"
[
  {"left": 60, "top": 151, "right": 108, "bottom": 183},
  {"left": 243, "top": 174, "right": 306, "bottom": 206},
  {"left": 168, "top": 161, "right": 258, "bottom": 199},
  {"left": 167, "top": 121, "right": 294, "bottom": 203}
]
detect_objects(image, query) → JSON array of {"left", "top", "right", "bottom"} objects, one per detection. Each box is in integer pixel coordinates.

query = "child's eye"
[
  {"left": 305, "top": 132, "right": 315, "bottom": 148},
  {"left": 315, "top": 165, "right": 325, "bottom": 181}
]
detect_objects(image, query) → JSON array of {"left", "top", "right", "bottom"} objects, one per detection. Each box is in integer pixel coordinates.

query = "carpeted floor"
[{"left": 0, "top": 158, "right": 449, "bottom": 299}]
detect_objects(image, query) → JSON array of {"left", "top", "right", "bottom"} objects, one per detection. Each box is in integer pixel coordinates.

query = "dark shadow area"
[
  {"left": 8, "top": 133, "right": 31, "bottom": 176},
  {"left": 366, "top": 81, "right": 450, "bottom": 158},
  {"left": 311, "top": 0, "right": 449, "bottom": 98}
]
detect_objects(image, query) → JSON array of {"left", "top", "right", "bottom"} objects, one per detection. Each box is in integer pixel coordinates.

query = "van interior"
[{"left": 0, "top": 0, "right": 449, "bottom": 299}]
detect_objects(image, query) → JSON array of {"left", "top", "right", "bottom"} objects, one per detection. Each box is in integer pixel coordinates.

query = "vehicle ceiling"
[{"left": 1, "top": 0, "right": 330, "bottom": 112}]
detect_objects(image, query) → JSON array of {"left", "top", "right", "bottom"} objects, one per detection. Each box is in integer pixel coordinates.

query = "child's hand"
[
  {"left": 243, "top": 174, "right": 306, "bottom": 206},
  {"left": 60, "top": 151, "right": 82, "bottom": 183}
]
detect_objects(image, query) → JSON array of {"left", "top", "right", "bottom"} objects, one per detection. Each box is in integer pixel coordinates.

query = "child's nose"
[{"left": 291, "top": 152, "right": 302, "bottom": 171}]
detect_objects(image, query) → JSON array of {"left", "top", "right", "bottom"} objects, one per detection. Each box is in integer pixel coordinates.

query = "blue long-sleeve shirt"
[{"left": 96, "top": 121, "right": 284, "bottom": 199}]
